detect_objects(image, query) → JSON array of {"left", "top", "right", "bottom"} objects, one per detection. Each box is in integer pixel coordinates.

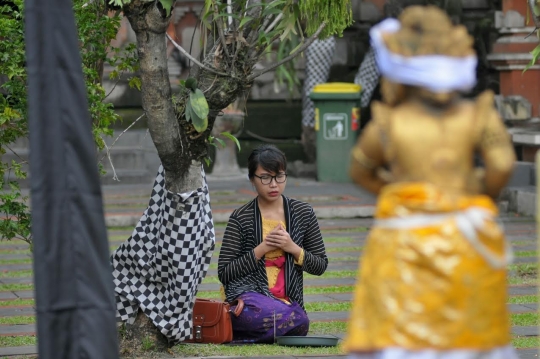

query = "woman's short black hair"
[{"left": 247, "top": 144, "right": 287, "bottom": 179}]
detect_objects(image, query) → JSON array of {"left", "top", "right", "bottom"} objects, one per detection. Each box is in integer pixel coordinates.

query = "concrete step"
[
  {"left": 3, "top": 130, "right": 161, "bottom": 189},
  {"left": 0, "top": 345, "right": 36, "bottom": 357}
]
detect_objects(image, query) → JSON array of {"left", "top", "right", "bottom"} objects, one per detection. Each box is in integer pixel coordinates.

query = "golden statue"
[{"left": 344, "top": 6, "right": 518, "bottom": 358}]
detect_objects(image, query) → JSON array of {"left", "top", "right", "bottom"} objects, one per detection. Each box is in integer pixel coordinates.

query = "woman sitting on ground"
[{"left": 218, "top": 144, "right": 328, "bottom": 343}]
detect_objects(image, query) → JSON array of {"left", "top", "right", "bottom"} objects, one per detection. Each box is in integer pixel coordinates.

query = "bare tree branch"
[
  {"left": 227, "top": 0, "right": 233, "bottom": 27},
  {"left": 99, "top": 112, "right": 146, "bottom": 164},
  {"left": 103, "top": 142, "right": 119, "bottom": 182},
  {"left": 166, "top": 34, "right": 229, "bottom": 77},
  {"left": 264, "top": 13, "right": 283, "bottom": 33},
  {"left": 213, "top": 1, "right": 231, "bottom": 59},
  {"left": 5, "top": 145, "right": 25, "bottom": 163},
  {"left": 245, "top": 0, "right": 263, "bottom": 44},
  {"left": 104, "top": 72, "right": 124, "bottom": 100},
  {"left": 254, "top": 31, "right": 282, "bottom": 59},
  {"left": 247, "top": 22, "right": 326, "bottom": 81}
]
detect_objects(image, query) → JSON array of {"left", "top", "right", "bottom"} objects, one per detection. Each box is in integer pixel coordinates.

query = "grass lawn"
[
  {"left": 508, "top": 295, "right": 538, "bottom": 304},
  {"left": 508, "top": 263, "right": 537, "bottom": 275},
  {"left": 0, "top": 315, "right": 35, "bottom": 325},
  {"left": 326, "top": 246, "right": 363, "bottom": 253},
  {"left": 309, "top": 321, "right": 348, "bottom": 334},
  {"left": 108, "top": 235, "right": 130, "bottom": 242},
  {"left": 0, "top": 223, "right": 537, "bottom": 356},
  {"left": 305, "top": 302, "right": 351, "bottom": 312},
  {"left": 514, "top": 250, "right": 537, "bottom": 258},
  {"left": 304, "top": 286, "right": 355, "bottom": 295},
  {"left": 171, "top": 342, "right": 344, "bottom": 357},
  {"left": 512, "top": 336, "right": 539, "bottom": 348},
  {"left": 0, "top": 258, "right": 32, "bottom": 265},
  {"left": 0, "top": 250, "right": 31, "bottom": 255},
  {"left": 508, "top": 263, "right": 538, "bottom": 285},
  {"left": 202, "top": 270, "right": 357, "bottom": 285},
  {"left": 508, "top": 277, "right": 538, "bottom": 285},
  {"left": 329, "top": 256, "right": 360, "bottom": 262},
  {"left": 0, "top": 283, "right": 33, "bottom": 291},
  {"left": 324, "top": 237, "right": 356, "bottom": 243},
  {"left": 305, "top": 270, "right": 357, "bottom": 279},
  {"left": 0, "top": 270, "right": 32, "bottom": 278},
  {"left": 321, "top": 227, "right": 369, "bottom": 234},
  {"left": 510, "top": 240, "right": 535, "bottom": 247},
  {"left": 0, "top": 335, "right": 36, "bottom": 347},
  {"left": 107, "top": 226, "right": 137, "bottom": 232},
  {"left": 511, "top": 313, "right": 539, "bottom": 326},
  {"left": 0, "top": 299, "right": 34, "bottom": 307}
]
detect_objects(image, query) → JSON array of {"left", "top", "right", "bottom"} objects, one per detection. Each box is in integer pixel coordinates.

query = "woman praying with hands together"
[{"left": 218, "top": 144, "right": 328, "bottom": 343}]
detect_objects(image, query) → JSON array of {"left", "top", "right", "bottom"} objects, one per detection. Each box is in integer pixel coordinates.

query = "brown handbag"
[{"left": 186, "top": 298, "right": 244, "bottom": 344}]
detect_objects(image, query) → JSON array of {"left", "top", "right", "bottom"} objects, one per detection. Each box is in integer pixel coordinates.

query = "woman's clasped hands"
[{"left": 263, "top": 223, "right": 302, "bottom": 259}]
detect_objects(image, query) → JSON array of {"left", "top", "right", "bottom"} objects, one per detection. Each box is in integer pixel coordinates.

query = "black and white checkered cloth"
[
  {"left": 354, "top": 47, "right": 380, "bottom": 108},
  {"left": 302, "top": 37, "right": 336, "bottom": 128},
  {"left": 110, "top": 165, "right": 215, "bottom": 343}
]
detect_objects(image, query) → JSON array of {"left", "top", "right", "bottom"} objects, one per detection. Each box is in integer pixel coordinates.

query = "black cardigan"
[{"left": 217, "top": 195, "right": 328, "bottom": 308}]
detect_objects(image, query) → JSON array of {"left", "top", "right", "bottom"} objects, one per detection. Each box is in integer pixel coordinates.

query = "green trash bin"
[{"left": 310, "top": 82, "right": 362, "bottom": 182}]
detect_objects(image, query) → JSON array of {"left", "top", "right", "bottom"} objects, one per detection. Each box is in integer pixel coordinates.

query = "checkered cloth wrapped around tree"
[{"left": 110, "top": 165, "right": 215, "bottom": 343}]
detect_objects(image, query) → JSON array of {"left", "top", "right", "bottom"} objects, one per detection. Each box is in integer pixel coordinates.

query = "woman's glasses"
[{"left": 252, "top": 173, "right": 287, "bottom": 185}]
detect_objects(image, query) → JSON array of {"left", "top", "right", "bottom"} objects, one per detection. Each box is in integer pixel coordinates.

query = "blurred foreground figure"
[{"left": 344, "top": 6, "right": 518, "bottom": 359}]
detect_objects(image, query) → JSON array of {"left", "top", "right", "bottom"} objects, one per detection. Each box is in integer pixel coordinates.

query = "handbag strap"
[{"left": 228, "top": 298, "right": 245, "bottom": 317}]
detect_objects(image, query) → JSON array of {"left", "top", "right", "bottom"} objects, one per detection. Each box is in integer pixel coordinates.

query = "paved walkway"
[{"left": 0, "top": 177, "right": 538, "bottom": 358}]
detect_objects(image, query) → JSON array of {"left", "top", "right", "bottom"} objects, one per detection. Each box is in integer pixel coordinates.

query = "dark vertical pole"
[{"left": 25, "top": 0, "right": 119, "bottom": 357}]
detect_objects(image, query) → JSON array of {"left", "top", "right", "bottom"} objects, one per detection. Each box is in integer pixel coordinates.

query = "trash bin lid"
[
  {"left": 312, "top": 82, "right": 361, "bottom": 93},
  {"left": 310, "top": 82, "right": 361, "bottom": 100}
]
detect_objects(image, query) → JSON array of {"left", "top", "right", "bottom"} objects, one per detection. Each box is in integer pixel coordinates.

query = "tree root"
[{"left": 118, "top": 310, "right": 170, "bottom": 358}]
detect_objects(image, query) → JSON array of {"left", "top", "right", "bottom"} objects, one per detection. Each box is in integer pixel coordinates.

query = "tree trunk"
[
  {"left": 124, "top": 1, "right": 246, "bottom": 194},
  {"left": 124, "top": 1, "right": 188, "bottom": 192},
  {"left": 117, "top": 1, "right": 250, "bottom": 353}
]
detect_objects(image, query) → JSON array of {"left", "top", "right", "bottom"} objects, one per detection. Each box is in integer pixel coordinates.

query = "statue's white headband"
[{"left": 370, "top": 18, "right": 478, "bottom": 93}]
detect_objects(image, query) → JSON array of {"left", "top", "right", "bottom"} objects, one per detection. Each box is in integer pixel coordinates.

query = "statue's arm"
[
  {"left": 349, "top": 118, "right": 388, "bottom": 194},
  {"left": 478, "top": 108, "right": 516, "bottom": 198}
]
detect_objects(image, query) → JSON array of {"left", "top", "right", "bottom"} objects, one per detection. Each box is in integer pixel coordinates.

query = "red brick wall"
[
  {"left": 493, "top": 42, "right": 538, "bottom": 54},
  {"left": 500, "top": 69, "right": 540, "bottom": 117},
  {"left": 503, "top": 0, "right": 528, "bottom": 17},
  {"left": 521, "top": 146, "right": 539, "bottom": 162}
]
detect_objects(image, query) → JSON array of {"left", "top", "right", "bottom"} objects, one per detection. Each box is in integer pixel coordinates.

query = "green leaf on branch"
[
  {"left": 109, "top": 70, "right": 120, "bottom": 80},
  {"left": 191, "top": 114, "right": 208, "bottom": 133},
  {"left": 524, "top": 44, "right": 540, "bottom": 73},
  {"left": 108, "top": 0, "right": 130, "bottom": 7},
  {"left": 128, "top": 76, "right": 141, "bottom": 91},
  {"left": 220, "top": 131, "right": 241, "bottom": 151},
  {"left": 185, "top": 99, "right": 208, "bottom": 133},
  {"left": 185, "top": 101, "right": 193, "bottom": 123},
  {"left": 262, "top": 7, "right": 282, "bottom": 17},
  {"left": 266, "top": 0, "right": 287, "bottom": 10},
  {"left": 189, "top": 89, "right": 210, "bottom": 120},
  {"left": 158, "top": 0, "right": 173, "bottom": 16},
  {"left": 185, "top": 77, "right": 198, "bottom": 91},
  {"left": 215, "top": 13, "right": 241, "bottom": 20},
  {"left": 239, "top": 16, "right": 253, "bottom": 29},
  {"left": 202, "top": 0, "right": 213, "bottom": 20},
  {"left": 289, "top": 41, "right": 303, "bottom": 55},
  {"left": 214, "top": 137, "right": 226, "bottom": 148}
]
